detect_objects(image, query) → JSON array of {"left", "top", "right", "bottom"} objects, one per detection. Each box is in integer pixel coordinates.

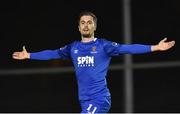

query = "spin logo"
[{"left": 77, "top": 56, "right": 94, "bottom": 67}]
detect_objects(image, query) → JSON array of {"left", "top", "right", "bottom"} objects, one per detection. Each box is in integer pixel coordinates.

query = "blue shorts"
[{"left": 80, "top": 96, "right": 111, "bottom": 114}]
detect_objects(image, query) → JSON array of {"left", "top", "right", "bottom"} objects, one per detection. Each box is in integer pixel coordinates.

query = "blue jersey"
[{"left": 30, "top": 38, "right": 151, "bottom": 100}]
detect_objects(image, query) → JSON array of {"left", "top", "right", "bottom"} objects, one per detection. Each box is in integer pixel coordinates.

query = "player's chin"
[{"left": 82, "top": 33, "right": 91, "bottom": 38}]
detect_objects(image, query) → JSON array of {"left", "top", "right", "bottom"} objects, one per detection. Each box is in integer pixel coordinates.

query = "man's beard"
[{"left": 82, "top": 33, "right": 92, "bottom": 38}]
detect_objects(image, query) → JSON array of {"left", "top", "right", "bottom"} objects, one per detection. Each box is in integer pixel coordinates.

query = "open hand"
[
  {"left": 157, "top": 38, "right": 175, "bottom": 51},
  {"left": 12, "top": 46, "right": 30, "bottom": 60},
  {"left": 151, "top": 38, "right": 175, "bottom": 51}
]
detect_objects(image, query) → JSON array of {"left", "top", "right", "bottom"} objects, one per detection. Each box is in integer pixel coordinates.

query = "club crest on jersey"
[
  {"left": 90, "top": 46, "right": 97, "bottom": 54},
  {"left": 77, "top": 56, "right": 94, "bottom": 67}
]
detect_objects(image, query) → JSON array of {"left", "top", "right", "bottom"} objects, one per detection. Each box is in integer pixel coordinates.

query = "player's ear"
[
  {"left": 94, "top": 23, "right": 97, "bottom": 31},
  {"left": 94, "top": 25, "right": 96, "bottom": 31},
  {"left": 78, "top": 25, "right": 80, "bottom": 32}
]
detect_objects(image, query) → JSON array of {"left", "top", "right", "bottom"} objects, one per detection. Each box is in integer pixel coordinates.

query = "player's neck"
[{"left": 81, "top": 36, "right": 95, "bottom": 43}]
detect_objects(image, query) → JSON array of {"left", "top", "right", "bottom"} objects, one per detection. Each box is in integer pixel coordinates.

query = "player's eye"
[
  {"left": 88, "top": 21, "right": 92, "bottom": 24},
  {"left": 81, "top": 21, "right": 85, "bottom": 24}
]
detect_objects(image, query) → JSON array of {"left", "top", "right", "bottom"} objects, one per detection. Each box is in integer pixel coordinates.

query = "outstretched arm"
[
  {"left": 103, "top": 38, "right": 175, "bottom": 56},
  {"left": 12, "top": 45, "right": 71, "bottom": 60},
  {"left": 151, "top": 38, "right": 175, "bottom": 52},
  {"left": 12, "top": 46, "right": 30, "bottom": 60}
]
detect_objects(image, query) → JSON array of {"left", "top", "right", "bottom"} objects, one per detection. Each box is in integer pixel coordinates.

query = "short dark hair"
[{"left": 78, "top": 11, "right": 97, "bottom": 27}]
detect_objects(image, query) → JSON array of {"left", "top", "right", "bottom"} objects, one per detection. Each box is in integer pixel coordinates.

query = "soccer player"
[{"left": 12, "top": 11, "right": 175, "bottom": 113}]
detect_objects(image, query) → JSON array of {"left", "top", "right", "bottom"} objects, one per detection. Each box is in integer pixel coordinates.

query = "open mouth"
[
  {"left": 83, "top": 30, "right": 89, "bottom": 33},
  {"left": 83, "top": 27, "right": 89, "bottom": 31},
  {"left": 83, "top": 29, "right": 89, "bottom": 31}
]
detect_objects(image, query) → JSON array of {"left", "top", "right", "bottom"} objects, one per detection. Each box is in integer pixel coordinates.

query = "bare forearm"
[
  {"left": 151, "top": 45, "right": 159, "bottom": 52},
  {"left": 27, "top": 53, "right": 30, "bottom": 59}
]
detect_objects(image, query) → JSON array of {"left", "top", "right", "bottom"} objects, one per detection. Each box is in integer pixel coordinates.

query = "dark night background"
[{"left": 0, "top": 0, "right": 180, "bottom": 113}]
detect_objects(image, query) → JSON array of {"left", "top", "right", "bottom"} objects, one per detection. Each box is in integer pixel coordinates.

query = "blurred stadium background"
[{"left": 0, "top": 0, "right": 180, "bottom": 113}]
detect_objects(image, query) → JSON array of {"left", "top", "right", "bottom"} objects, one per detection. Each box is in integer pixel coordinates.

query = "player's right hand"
[{"left": 12, "top": 46, "right": 30, "bottom": 60}]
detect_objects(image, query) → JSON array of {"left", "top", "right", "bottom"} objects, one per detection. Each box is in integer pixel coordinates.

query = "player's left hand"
[{"left": 157, "top": 38, "right": 175, "bottom": 51}]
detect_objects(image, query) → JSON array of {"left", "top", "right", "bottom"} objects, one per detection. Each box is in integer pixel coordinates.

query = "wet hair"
[{"left": 78, "top": 11, "right": 97, "bottom": 27}]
